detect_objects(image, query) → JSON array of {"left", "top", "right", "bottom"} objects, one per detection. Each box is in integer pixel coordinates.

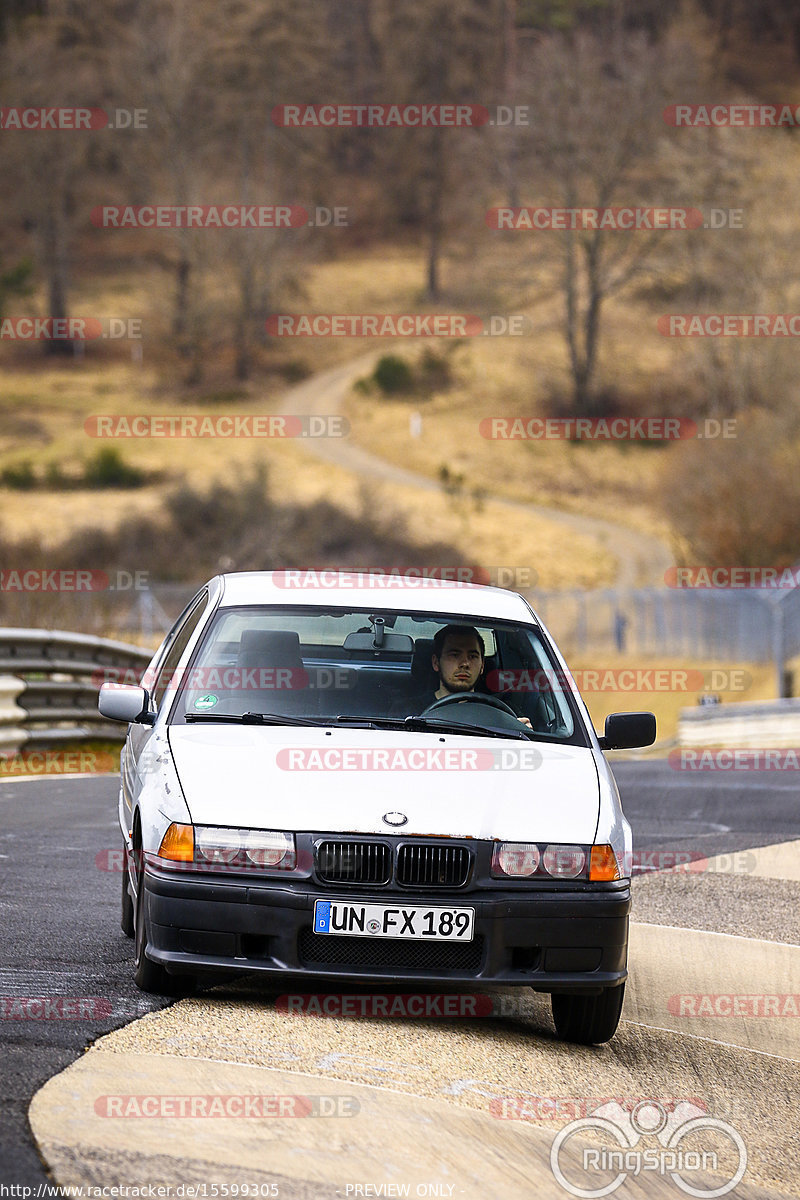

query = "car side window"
[{"left": 151, "top": 591, "right": 209, "bottom": 710}]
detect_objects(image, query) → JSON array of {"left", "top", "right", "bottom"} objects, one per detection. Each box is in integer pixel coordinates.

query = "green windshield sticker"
[{"left": 194, "top": 693, "right": 219, "bottom": 710}]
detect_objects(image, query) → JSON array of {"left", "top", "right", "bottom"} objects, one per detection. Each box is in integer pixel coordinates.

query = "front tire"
[
  {"left": 551, "top": 983, "right": 625, "bottom": 1045},
  {"left": 133, "top": 861, "right": 195, "bottom": 997}
]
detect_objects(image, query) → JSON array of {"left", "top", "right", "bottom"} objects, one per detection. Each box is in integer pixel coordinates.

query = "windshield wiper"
[
  {"left": 184, "top": 712, "right": 322, "bottom": 726},
  {"left": 318, "top": 714, "right": 528, "bottom": 739},
  {"left": 402, "top": 716, "right": 527, "bottom": 740},
  {"left": 326, "top": 715, "right": 406, "bottom": 728}
]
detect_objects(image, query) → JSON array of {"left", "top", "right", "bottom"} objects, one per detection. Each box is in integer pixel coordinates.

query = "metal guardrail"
[
  {"left": 678, "top": 698, "right": 800, "bottom": 749},
  {"left": 0, "top": 628, "right": 153, "bottom": 752}
]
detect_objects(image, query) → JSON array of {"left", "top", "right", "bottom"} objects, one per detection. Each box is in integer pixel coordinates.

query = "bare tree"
[
  {"left": 376, "top": 0, "right": 506, "bottom": 299},
  {"left": 0, "top": 7, "right": 111, "bottom": 353},
  {"left": 512, "top": 25, "right": 701, "bottom": 414}
]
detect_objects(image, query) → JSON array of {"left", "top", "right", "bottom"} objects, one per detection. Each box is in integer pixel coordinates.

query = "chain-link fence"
[
  {"left": 526, "top": 585, "right": 800, "bottom": 697},
  {"left": 3, "top": 580, "right": 798, "bottom": 689}
]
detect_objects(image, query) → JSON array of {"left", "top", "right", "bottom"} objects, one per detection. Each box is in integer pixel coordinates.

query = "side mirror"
[
  {"left": 598, "top": 711, "right": 656, "bottom": 750},
  {"left": 98, "top": 683, "right": 154, "bottom": 725}
]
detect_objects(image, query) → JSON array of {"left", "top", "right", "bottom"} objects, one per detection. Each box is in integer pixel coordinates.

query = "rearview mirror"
[
  {"left": 98, "top": 683, "right": 154, "bottom": 725},
  {"left": 598, "top": 711, "right": 656, "bottom": 750}
]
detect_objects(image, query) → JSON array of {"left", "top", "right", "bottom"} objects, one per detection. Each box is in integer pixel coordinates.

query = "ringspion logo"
[{"left": 550, "top": 1101, "right": 747, "bottom": 1198}]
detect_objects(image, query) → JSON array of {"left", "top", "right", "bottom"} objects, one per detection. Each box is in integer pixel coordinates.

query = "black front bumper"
[{"left": 141, "top": 864, "right": 630, "bottom": 993}]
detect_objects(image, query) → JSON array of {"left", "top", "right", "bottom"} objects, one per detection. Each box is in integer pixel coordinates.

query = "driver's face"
[{"left": 432, "top": 634, "right": 484, "bottom": 695}]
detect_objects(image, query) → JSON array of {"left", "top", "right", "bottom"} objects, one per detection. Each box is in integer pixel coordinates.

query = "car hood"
[{"left": 168, "top": 725, "right": 601, "bottom": 843}]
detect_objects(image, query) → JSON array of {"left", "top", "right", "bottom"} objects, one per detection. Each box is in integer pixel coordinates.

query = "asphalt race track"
[{"left": 2, "top": 763, "right": 799, "bottom": 1196}]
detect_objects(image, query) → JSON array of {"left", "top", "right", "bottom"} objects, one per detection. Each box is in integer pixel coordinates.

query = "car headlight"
[
  {"left": 542, "top": 844, "right": 586, "bottom": 879},
  {"left": 491, "top": 843, "right": 540, "bottom": 877},
  {"left": 157, "top": 824, "right": 297, "bottom": 872},
  {"left": 492, "top": 841, "right": 617, "bottom": 881}
]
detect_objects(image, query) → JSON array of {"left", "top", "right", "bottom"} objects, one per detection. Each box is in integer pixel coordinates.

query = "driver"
[
  {"left": 431, "top": 624, "right": 486, "bottom": 700},
  {"left": 397, "top": 624, "right": 531, "bottom": 727}
]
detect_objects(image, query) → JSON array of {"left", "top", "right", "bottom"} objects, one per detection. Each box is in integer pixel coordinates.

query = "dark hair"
[{"left": 432, "top": 624, "right": 485, "bottom": 661}]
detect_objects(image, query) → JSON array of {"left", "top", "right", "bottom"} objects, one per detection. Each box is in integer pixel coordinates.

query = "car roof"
[{"left": 216, "top": 571, "right": 538, "bottom": 624}]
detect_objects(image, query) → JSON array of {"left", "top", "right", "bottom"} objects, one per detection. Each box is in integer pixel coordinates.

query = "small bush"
[
  {"left": 373, "top": 355, "right": 414, "bottom": 395},
  {"left": 83, "top": 447, "right": 146, "bottom": 489},
  {"left": 0, "top": 460, "right": 36, "bottom": 489}
]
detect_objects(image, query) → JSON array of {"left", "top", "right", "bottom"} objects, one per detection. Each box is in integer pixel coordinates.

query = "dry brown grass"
[{"left": 571, "top": 654, "right": 776, "bottom": 743}]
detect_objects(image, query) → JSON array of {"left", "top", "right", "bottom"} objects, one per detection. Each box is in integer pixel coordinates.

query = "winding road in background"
[{"left": 281, "top": 355, "right": 674, "bottom": 589}]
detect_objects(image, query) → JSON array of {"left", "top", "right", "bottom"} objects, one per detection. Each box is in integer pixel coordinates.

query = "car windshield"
[{"left": 169, "top": 605, "right": 581, "bottom": 742}]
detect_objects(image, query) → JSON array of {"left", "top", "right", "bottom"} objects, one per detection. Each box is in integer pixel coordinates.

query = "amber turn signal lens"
[
  {"left": 158, "top": 822, "right": 194, "bottom": 862},
  {"left": 589, "top": 844, "right": 620, "bottom": 881}
]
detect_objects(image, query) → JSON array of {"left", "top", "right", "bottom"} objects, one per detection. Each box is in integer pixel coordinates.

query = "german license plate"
[{"left": 313, "top": 900, "right": 474, "bottom": 941}]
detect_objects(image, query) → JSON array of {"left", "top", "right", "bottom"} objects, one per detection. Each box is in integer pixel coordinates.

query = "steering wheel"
[{"left": 421, "top": 691, "right": 520, "bottom": 719}]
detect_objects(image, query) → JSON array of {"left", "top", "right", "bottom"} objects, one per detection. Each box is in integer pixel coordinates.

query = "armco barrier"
[
  {"left": 0, "top": 628, "right": 152, "bottom": 750},
  {"left": 679, "top": 698, "right": 800, "bottom": 748}
]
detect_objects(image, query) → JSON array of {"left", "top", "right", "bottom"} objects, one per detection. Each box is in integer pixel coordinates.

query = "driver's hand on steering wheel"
[{"left": 518, "top": 716, "right": 532, "bottom": 728}]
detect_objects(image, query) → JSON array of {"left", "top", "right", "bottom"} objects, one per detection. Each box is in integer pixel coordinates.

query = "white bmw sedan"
[{"left": 99, "top": 571, "right": 655, "bottom": 1044}]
